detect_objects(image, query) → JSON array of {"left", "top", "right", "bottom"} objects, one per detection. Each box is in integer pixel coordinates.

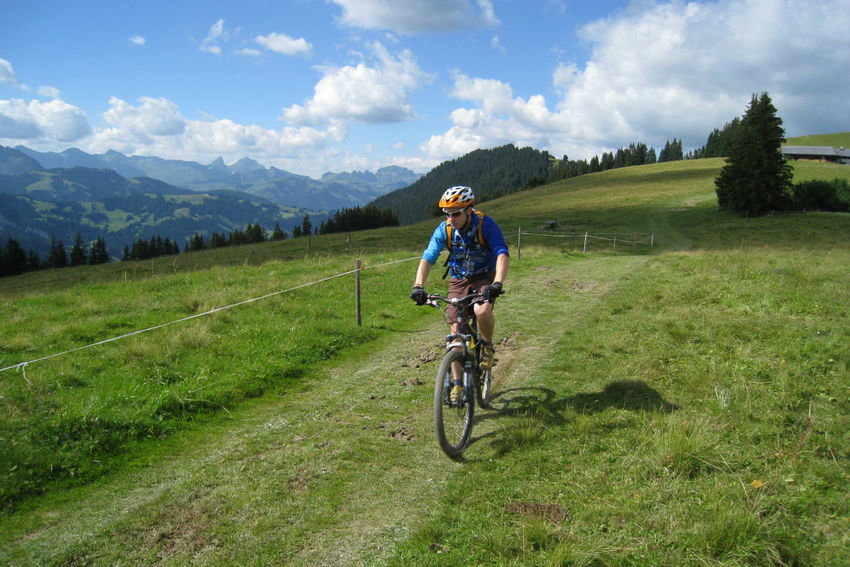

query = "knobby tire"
[{"left": 434, "top": 349, "right": 474, "bottom": 458}]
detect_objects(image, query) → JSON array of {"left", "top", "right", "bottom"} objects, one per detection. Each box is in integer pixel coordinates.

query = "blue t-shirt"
[{"left": 422, "top": 211, "right": 509, "bottom": 279}]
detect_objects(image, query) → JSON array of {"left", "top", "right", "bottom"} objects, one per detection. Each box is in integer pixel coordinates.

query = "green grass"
[
  {"left": 1, "top": 158, "right": 849, "bottom": 565},
  {"left": 786, "top": 132, "right": 850, "bottom": 147}
]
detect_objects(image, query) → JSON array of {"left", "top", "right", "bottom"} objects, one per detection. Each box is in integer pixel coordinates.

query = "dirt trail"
[{"left": 2, "top": 255, "right": 649, "bottom": 565}]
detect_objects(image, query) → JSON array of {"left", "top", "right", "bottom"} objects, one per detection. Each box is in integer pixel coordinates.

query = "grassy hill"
[
  {"left": 1, "top": 159, "right": 849, "bottom": 565},
  {"left": 786, "top": 132, "right": 850, "bottom": 147}
]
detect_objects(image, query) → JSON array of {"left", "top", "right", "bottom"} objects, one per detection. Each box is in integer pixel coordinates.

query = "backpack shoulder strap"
[
  {"left": 446, "top": 210, "right": 487, "bottom": 251},
  {"left": 474, "top": 210, "right": 486, "bottom": 247}
]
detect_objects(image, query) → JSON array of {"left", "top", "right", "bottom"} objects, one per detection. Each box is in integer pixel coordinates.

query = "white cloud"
[
  {"left": 103, "top": 96, "right": 186, "bottom": 140},
  {"left": 256, "top": 32, "right": 312, "bottom": 56},
  {"left": 129, "top": 35, "right": 146, "bottom": 46},
  {"left": 201, "top": 18, "right": 226, "bottom": 55},
  {"left": 282, "top": 42, "right": 432, "bottom": 125},
  {"left": 422, "top": 72, "right": 565, "bottom": 161},
  {"left": 424, "top": 0, "right": 850, "bottom": 162},
  {"left": 331, "top": 0, "right": 498, "bottom": 34},
  {"left": 559, "top": 0, "right": 850, "bottom": 144},
  {"left": 0, "top": 98, "right": 91, "bottom": 142},
  {"left": 37, "top": 86, "right": 61, "bottom": 99},
  {"left": 0, "top": 57, "right": 27, "bottom": 90},
  {"left": 79, "top": 96, "right": 337, "bottom": 176},
  {"left": 0, "top": 58, "right": 17, "bottom": 84},
  {"left": 490, "top": 34, "right": 505, "bottom": 53}
]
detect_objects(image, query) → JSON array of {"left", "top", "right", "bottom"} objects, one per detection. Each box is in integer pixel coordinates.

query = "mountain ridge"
[
  {"left": 0, "top": 146, "right": 324, "bottom": 258},
  {"left": 14, "top": 145, "right": 420, "bottom": 208}
]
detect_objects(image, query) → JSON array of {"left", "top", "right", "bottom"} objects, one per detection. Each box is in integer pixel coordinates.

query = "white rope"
[
  {"left": 520, "top": 231, "right": 653, "bottom": 243},
  {"left": 0, "top": 255, "right": 420, "bottom": 374}
]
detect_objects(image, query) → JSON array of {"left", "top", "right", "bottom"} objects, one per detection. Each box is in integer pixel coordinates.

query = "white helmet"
[{"left": 439, "top": 185, "right": 475, "bottom": 208}]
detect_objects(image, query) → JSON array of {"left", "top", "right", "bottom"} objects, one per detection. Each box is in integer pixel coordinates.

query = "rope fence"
[
  {"left": 0, "top": 255, "right": 419, "bottom": 374},
  {"left": 2, "top": 227, "right": 657, "bottom": 374},
  {"left": 515, "top": 227, "right": 655, "bottom": 259}
]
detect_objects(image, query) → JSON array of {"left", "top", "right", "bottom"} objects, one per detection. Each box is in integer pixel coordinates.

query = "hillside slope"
[{"left": 786, "top": 132, "right": 850, "bottom": 147}]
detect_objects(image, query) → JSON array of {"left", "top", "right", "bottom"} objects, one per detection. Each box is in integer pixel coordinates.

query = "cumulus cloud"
[
  {"left": 103, "top": 96, "right": 187, "bottom": 140},
  {"left": 76, "top": 96, "right": 335, "bottom": 174},
  {"left": 129, "top": 35, "right": 146, "bottom": 46},
  {"left": 256, "top": 32, "right": 313, "bottom": 56},
  {"left": 331, "top": 0, "right": 498, "bottom": 34},
  {"left": 424, "top": 0, "right": 850, "bottom": 162},
  {"left": 282, "top": 42, "right": 432, "bottom": 125},
  {"left": 422, "top": 72, "right": 565, "bottom": 160},
  {"left": 0, "top": 98, "right": 91, "bottom": 142}
]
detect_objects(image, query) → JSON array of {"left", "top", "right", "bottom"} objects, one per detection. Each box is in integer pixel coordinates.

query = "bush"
[{"left": 789, "top": 179, "right": 850, "bottom": 212}]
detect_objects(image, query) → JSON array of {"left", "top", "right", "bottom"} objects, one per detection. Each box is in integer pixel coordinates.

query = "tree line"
[
  {"left": 1, "top": 207, "right": 404, "bottom": 278},
  {"left": 318, "top": 205, "right": 399, "bottom": 234},
  {"left": 1, "top": 234, "right": 110, "bottom": 277},
  {"left": 371, "top": 131, "right": 740, "bottom": 224}
]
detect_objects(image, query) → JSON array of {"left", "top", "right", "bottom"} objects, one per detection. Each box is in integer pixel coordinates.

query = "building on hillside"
[{"left": 782, "top": 145, "right": 850, "bottom": 164}]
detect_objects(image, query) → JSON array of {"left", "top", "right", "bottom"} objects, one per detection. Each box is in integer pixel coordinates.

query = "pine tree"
[
  {"left": 88, "top": 236, "right": 110, "bottom": 264},
  {"left": 647, "top": 147, "right": 658, "bottom": 164},
  {"left": 1, "top": 237, "right": 27, "bottom": 276},
  {"left": 210, "top": 232, "right": 227, "bottom": 248},
  {"left": 715, "top": 93, "right": 792, "bottom": 216},
  {"left": 48, "top": 236, "right": 68, "bottom": 269},
  {"left": 70, "top": 233, "right": 87, "bottom": 267}
]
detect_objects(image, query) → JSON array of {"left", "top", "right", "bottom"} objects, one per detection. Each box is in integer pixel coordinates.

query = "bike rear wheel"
[
  {"left": 434, "top": 349, "right": 474, "bottom": 458},
  {"left": 476, "top": 367, "right": 492, "bottom": 408}
]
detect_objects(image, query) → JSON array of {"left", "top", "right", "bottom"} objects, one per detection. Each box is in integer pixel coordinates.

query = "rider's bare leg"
[
  {"left": 474, "top": 301, "right": 495, "bottom": 343},
  {"left": 448, "top": 322, "right": 463, "bottom": 382}
]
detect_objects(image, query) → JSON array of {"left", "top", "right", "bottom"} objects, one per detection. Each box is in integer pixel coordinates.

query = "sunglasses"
[{"left": 445, "top": 209, "right": 466, "bottom": 218}]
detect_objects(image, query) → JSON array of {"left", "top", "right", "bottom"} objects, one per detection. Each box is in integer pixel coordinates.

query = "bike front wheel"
[{"left": 434, "top": 349, "right": 474, "bottom": 458}]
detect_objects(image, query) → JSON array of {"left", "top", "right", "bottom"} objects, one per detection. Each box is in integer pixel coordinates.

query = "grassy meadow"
[{"left": 1, "top": 158, "right": 849, "bottom": 565}]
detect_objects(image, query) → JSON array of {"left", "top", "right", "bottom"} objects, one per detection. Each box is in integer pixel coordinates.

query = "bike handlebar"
[{"left": 425, "top": 292, "right": 485, "bottom": 308}]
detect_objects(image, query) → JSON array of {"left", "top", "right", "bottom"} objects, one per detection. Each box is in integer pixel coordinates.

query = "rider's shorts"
[{"left": 445, "top": 272, "right": 496, "bottom": 325}]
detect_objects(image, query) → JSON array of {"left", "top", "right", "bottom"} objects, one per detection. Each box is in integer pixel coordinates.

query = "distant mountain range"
[
  {"left": 14, "top": 146, "right": 420, "bottom": 210},
  {"left": 0, "top": 145, "right": 419, "bottom": 259}
]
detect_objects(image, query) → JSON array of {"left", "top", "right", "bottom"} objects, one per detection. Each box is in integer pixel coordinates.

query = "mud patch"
[
  {"left": 543, "top": 278, "right": 599, "bottom": 292},
  {"left": 505, "top": 502, "right": 569, "bottom": 524},
  {"left": 289, "top": 472, "right": 310, "bottom": 492},
  {"left": 497, "top": 332, "right": 520, "bottom": 350},
  {"left": 400, "top": 344, "right": 442, "bottom": 369},
  {"left": 378, "top": 423, "right": 415, "bottom": 441}
]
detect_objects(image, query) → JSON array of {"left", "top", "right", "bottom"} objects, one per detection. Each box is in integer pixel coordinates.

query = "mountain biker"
[{"left": 410, "top": 185, "right": 510, "bottom": 403}]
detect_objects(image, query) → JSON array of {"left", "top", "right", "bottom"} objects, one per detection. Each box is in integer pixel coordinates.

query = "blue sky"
[{"left": 1, "top": 0, "right": 848, "bottom": 178}]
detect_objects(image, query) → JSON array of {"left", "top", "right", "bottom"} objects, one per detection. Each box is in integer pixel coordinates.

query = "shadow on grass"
[
  {"left": 466, "top": 380, "right": 678, "bottom": 457},
  {"left": 496, "top": 380, "right": 677, "bottom": 418}
]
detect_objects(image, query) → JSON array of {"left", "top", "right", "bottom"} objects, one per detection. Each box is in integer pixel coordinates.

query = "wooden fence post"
[
  {"left": 583, "top": 232, "right": 589, "bottom": 254},
  {"left": 355, "top": 259, "right": 362, "bottom": 326},
  {"left": 517, "top": 227, "right": 522, "bottom": 261}
]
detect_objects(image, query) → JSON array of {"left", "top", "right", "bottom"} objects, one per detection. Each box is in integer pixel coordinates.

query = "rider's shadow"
[{"left": 469, "top": 380, "right": 678, "bottom": 455}]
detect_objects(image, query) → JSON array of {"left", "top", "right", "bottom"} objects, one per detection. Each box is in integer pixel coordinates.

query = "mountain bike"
[{"left": 426, "top": 291, "right": 494, "bottom": 458}]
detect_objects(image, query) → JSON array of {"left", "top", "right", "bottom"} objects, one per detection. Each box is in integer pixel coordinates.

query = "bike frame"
[
  {"left": 426, "top": 291, "right": 495, "bottom": 457},
  {"left": 429, "top": 292, "right": 484, "bottom": 372}
]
